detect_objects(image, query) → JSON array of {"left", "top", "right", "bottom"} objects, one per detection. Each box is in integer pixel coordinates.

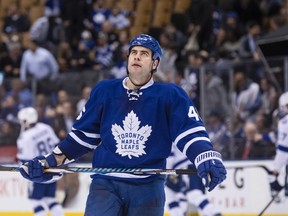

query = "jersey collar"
[{"left": 122, "top": 77, "right": 154, "bottom": 90}]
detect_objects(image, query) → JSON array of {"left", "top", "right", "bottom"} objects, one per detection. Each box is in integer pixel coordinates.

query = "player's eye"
[
  {"left": 130, "top": 50, "right": 137, "bottom": 55},
  {"left": 141, "top": 51, "right": 149, "bottom": 56}
]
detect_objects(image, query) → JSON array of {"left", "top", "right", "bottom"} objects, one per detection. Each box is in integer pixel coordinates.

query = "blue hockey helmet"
[{"left": 128, "top": 34, "right": 162, "bottom": 62}]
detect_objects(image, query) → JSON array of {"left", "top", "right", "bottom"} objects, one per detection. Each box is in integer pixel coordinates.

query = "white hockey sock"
[
  {"left": 50, "top": 203, "right": 64, "bottom": 216},
  {"left": 44, "top": 197, "right": 64, "bottom": 216},
  {"left": 186, "top": 189, "right": 221, "bottom": 216}
]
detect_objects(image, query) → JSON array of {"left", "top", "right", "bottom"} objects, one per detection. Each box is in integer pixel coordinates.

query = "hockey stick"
[
  {"left": 258, "top": 187, "right": 283, "bottom": 216},
  {"left": 0, "top": 165, "right": 197, "bottom": 175}
]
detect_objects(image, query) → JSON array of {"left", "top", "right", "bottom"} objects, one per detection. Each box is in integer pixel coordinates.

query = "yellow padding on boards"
[{"left": 0, "top": 213, "right": 287, "bottom": 216}]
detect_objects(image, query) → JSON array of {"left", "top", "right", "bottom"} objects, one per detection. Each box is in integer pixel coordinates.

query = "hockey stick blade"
[{"left": 0, "top": 165, "right": 197, "bottom": 175}]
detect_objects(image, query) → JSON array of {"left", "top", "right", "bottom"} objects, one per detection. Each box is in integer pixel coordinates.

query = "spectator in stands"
[
  {"left": 206, "top": 27, "right": 227, "bottom": 54},
  {"left": 219, "top": 28, "right": 241, "bottom": 60},
  {"left": 259, "top": 77, "right": 278, "bottom": 116},
  {"left": 20, "top": 39, "right": 59, "bottom": 81},
  {"left": 29, "top": 11, "right": 64, "bottom": 57},
  {"left": 0, "top": 95, "right": 21, "bottom": 122},
  {"left": 238, "top": 20, "right": 261, "bottom": 61},
  {"left": 112, "top": 29, "right": 130, "bottom": 64},
  {"left": 205, "top": 111, "right": 231, "bottom": 159},
  {"left": 76, "top": 86, "right": 92, "bottom": 114},
  {"left": 2, "top": 2, "right": 30, "bottom": 34},
  {"left": 242, "top": 120, "right": 275, "bottom": 159},
  {"left": 109, "top": 45, "right": 128, "bottom": 79},
  {"left": 88, "top": 0, "right": 111, "bottom": 33},
  {"left": 20, "top": 39, "right": 59, "bottom": 96},
  {"left": 203, "top": 69, "right": 231, "bottom": 119},
  {"left": 69, "top": 41, "right": 93, "bottom": 72},
  {"left": 56, "top": 89, "right": 70, "bottom": 106},
  {"left": 93, "top": 32, "right": 113, "bottom": 71},
  {"left": 53, "top": 100, "right": 76, "bottom": 140},
  {"left": 183, "top": 51, "right": 208, "bottom": 109},
  {"left": 108, "top": 3, "right": 131, "bottom": 31},
  {"left": 238, "top": 20, "right": 265, "bottom": 83},
  {"left": 232, "top": 68, "right": 262, "bottom": 123},
  {"left": 79, "top": 30, "right": 96, "bottom": 52},
  {"left": 163, "top": 23, "right": 187, "bottom": 54},
  {"left": 34, "top": 93, "right": 55, "bottom": 126},
  {"left": 0, "top": 120, "right": 20, "bottom": 146},
  {"left": 100, "top": 20, "right": 119, "bottom": 50},
  {"left": 157, "top": 33, "right": 178, "bottom": 83},
  {"left": 44, "top": 0, "right": 62, "bottom": 17},
  {"left": 184, "top": 51, "right": 199, "bottom": 101},
  {"left": 222, "top": 11, "right": 245, "bottom": 41},
  {"left": 0, "top": 42, "right": 23, "bottom": 78},
  {"left": 57, "top": 42, "right": 73, "bottom": 73},
  {"left": 6, "top": 78, "right": 33, "bottom": 107},
  {"left": 184, "top": 23, "right": 201, "bottom": 53}
]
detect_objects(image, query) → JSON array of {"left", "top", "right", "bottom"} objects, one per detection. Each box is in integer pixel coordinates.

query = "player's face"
[{"left": 127, "top": 46, "right": 158, "bottom": 79}]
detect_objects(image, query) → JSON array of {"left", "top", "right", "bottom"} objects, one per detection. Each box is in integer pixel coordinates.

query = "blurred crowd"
[{"left": 0, "top": 0, "right": 288, "bottom": 162}]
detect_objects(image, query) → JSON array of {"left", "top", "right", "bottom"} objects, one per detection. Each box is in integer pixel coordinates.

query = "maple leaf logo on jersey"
[{"left": 112, "top": 111, "right": 152, "bottom": 159}]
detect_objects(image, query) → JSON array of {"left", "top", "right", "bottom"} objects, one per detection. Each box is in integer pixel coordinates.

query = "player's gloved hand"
[
  {"left": 194, "top": 150, "right": 227, "bottom": 192},
  {"left": 19, "top": 154, "right": 63, "bottom": 184},
  {"left": 268, "top": 174, "right": 283, "bottom": 193}
]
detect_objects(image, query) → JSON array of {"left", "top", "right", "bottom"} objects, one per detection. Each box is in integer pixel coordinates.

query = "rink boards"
[{"left": 0, "top": 160, "right": 287, "bottom": 216}]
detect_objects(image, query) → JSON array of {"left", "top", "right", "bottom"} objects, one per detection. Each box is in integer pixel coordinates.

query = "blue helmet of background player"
[{"left": 128, "top": 34, "right": 162, "bottom": 64}]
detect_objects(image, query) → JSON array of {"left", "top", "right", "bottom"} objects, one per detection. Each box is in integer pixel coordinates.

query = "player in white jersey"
[
  {"left": 17, "top": 107, "right": 64, "bottom": 216},
  {"left": 166, "top": 145, "right": 222, "bottom": 216},
  {"left": 268, "top": 92, "right": 288, "bottom": 197},
  {"left": 18, "top": 34, "right": 226, "bottom": 216}
]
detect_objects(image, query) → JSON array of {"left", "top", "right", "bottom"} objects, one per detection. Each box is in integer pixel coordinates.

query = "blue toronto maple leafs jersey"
[{"left": 58, "top": 78, "right": 213, "bottom": 182}]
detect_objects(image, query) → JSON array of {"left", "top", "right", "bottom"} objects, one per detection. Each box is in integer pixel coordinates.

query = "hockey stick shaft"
[
  {"left": 0, "top": 165, "right": 197, "bottom": 175},
  {"left": 258, "top": 188, "right": 283, "bottom": 216}
]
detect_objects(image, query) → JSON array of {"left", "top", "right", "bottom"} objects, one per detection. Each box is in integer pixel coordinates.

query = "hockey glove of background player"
[
  {"left": 268, "top": 174, "right": 283, "bottom": 195},
  {"left": 165, "top": 175, "right": 186, "bottom": 192},
  {"left": 19, "top": 154, "right": 63, "bottom": 184},
  {"left": 194, "top": 150, "right": 227, "bottom": 192}
]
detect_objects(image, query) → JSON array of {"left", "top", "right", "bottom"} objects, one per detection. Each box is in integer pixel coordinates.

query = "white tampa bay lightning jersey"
[
  {"left": 276, "top": 114, "right": 288, "bottom": 148},
  {"left": 274, "top": 114, "right": 288, "bottom": 171},
  {"left": 17, "top": 122, "right": 60, "bottom": 162},
  {"left": 58, "top": 78, "right": 213, "bottom": 182}
]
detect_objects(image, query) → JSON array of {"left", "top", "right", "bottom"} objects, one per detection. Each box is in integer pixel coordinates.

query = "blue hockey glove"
[
  {"left": 268, "top": 174, "right": 283, "bottom": 192},
  {"left": 268, "top": 174, "right": 283, "bottom": 202},
  {"left": 194, "top": 151, "right": 227, "bottom": 192},
  {"left": 19, "top": 154, "right": 63, "bottom": 184}
]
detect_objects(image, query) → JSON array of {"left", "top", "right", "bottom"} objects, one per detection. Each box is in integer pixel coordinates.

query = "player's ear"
[{"left": 152, "top": 59, "right": 159, "bottom": 70}]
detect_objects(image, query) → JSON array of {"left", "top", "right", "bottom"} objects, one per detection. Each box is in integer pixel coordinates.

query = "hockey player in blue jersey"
[
  {"left": 17, "top": 107, "right": 64, "bottom": 216},
  {"left": 19, "top": 34, "right": 227, "bottom": 216}
]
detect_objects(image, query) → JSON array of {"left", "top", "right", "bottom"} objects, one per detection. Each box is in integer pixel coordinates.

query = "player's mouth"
[{"left": 132, "top": 63, "right": 141, "bottom": 67}]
